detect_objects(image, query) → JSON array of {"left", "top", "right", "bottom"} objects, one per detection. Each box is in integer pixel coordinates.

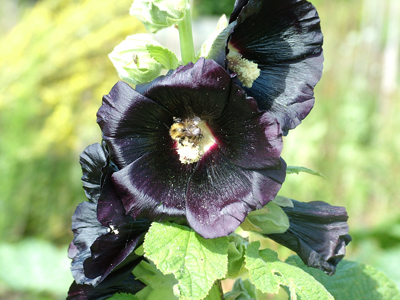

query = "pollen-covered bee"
[{"left": 169, "top": 117, "right": 204, "bottom": 146}]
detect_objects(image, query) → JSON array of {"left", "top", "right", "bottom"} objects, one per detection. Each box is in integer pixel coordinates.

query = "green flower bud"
[
  {"left": 130, "top": 0, "right": 187, "bottom": 33},
  {"left": 108, "top": 33, "right": 163, "bottom": 85},
  {"left": 240, "top": 202, "right": 290, "bottom": 235},
  {"left": 273, "top": 195, "right": 294, "bottom": 208}
]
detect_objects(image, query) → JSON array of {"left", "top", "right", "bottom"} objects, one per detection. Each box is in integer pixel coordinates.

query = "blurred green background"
[{"left": 0, "top": 0, "right": 399, "bottom": 299}]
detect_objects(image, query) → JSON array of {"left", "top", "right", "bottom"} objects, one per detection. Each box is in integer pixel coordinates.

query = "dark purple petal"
[
  {"left": 79, "top": 143, "right": 108, "bottom": 202},
  {"left": 112, "top": 151, "right": 193, "bottom": 220},
  {"left": 230, "top": 0, "right": 250, "bottom": 22},
  {"left": 212, "top": 91, "right": 283, "bottom": 169},
  {"left": 135, "top": 58, "right": 229, "bottom": 120},
  {"left": 267, "top": 200, "right": 351, "bottom": 275},
  {"left": 67, "top": 263, "right": 145, "bottom": 300},
  {"left": 69, "top": 201, "right": 109, "bottom": 286},
  {"left": 82, "top": 174, "right": 151, "bottom": 282},
  {"left": 97, "top": 81, "right": 173, "bottom": 169},
  {"left": 186, "top": 152, "right": 286, "bottom": 238},
  {"left": 186, "top": 150, "right": 255, "bottom": 238},
  {"left": 249, "top": 158, "right": 287, "bottom": 207},
  {"left": 82, "top": 234, "right": 143, "bottom": 283},
  {"left": 69, "top": 175, "right": 150, "bottom": 286},
  {"left": 136, "top": 59, "right": 233, "bottom": 154},
  {"left": 229, "top": 0, "right": 324, "bottom": 133}
]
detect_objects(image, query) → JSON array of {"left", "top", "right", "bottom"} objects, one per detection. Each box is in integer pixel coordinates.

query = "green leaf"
[
  {"left": 286, "top": 166, "right": 325, "bottom": 178},
  {"left": 226, "top": 233, "right": 248, "bottom": 279},
  {"left": 286, "top": 256, "right": 400, "bottom": 300},
  {"left": 240, "top": 202, "right": 289, "bottom": 235},
  {"left": 224, "top": 278, "right": 257, "bottom": 300},
  {"left": 245, "top": 242, "right": 334, "bottom": 299},
  {"left": 130, "top": 0, "right": 187, "bottom": 33},
  {"left": 132, "top": 260, "right": 178, "bottom": 300},
  {"left": 108, "top": 33, "right": 163, "bottom": 85},
  {"left": 144, "top": 222, "right": 229, "bottom": 300},
  {"left": 146, "top": 44, "right": 179, "bottom": 70},
  {"left": 109, "top": 293, "right": 139, "bottom": 300}
]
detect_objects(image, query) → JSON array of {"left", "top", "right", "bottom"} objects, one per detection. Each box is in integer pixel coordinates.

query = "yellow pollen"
[
  {"left": 227, "top": 45, "right": 260, "bottom": 88},
  {"left": 169, "top": 117, "right": 216, "bottom": 164}
]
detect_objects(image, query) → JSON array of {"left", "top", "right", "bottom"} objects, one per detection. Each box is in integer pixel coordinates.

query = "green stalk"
[{"left": 178, "top": 1, "right": 196, "bottom": 64}]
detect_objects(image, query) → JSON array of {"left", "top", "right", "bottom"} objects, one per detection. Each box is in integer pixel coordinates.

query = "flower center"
[
  {"left": 227, "top": 44, "right": 260, "bottom": 88},
  {"left": 169, "top": 116, "right": 216, "bottom": 164}
]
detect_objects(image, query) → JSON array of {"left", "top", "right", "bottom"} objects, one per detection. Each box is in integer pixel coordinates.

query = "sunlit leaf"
[
  {"left": 144, "top": 222, "right": 229, "bottom": 300},
  {"left": 146, "top": 44, "right": 180, "bottom": 70},
  {"left": 286, "top": 256, "right": 400, "bottom": 300},
  {"left": 245, "top": 241, "right": 333, "bottom": 299}
]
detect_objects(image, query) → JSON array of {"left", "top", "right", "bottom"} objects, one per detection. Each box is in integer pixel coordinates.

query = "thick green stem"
[{"left": 178, "top": 1, "right": 195, "bottom": 64}]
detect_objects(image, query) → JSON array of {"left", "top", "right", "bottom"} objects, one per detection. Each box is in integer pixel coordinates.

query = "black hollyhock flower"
[
  {"left": 97, "top": 58, "right": 286, "bottom": 239},
  {"left": 267, "top": 199, "right": 352, "bottom": 275},
  {"left": 219, "top": 0, "right": 324, "bottom": 134},
  {"left": 69, "top": 143, "right": 151, "bottom": 288}
]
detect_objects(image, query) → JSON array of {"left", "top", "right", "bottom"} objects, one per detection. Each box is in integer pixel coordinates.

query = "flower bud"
[
  {"left": 130, "top": 0, "right": 187, "bottom": 33},
  {"left": 108, "top": 33, "right": 163, "bottom": 85}
]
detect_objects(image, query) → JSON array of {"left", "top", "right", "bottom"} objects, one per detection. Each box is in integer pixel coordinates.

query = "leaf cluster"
[{"left": 111, "top": 223, "right": 400, "bottom": 300}]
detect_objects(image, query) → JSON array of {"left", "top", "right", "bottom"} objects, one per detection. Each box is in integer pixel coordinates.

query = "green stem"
[
  {"left": 218, "top": 280, "right": 225, "bottom": 300},
  {"left": 178, "top": 1, "right": 195, "bottom": 64}
]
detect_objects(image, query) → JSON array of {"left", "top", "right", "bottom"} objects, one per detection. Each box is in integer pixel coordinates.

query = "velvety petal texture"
[
  {"left": 69, "top": 191, "right": 150, "bottom": 286},
  {"left": 69, "top": 143, "right": 151, "bottom": 287},
  {"left": 228, "top": 0, "right": 324, "bottom": 133},
  {"left": 267, "top": 200, "right": 352, "bottom": 275},
  {"left": 69, "top": 201, "right": 109, "bottom": 286},
  {"left": 83, "top": 173, "right": 151, "bottom": 282},
  {"left": 97, "top": 58, "right": 285, "bottom": 239},
  {"left": 79, "top": 143, "right": 107, "bottom": 202}
]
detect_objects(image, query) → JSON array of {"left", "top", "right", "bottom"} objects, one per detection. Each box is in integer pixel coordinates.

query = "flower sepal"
[{"left": 240, "top": 201, "right": 290, "bottom": 235}]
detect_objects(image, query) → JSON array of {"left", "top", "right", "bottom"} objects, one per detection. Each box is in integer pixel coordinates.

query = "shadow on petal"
[
  {"left": 267, "top": 199, "right": 352, "bottom": 275},
  {"left": 67, "top": 262, "right": 145, "bottom": 300},
  {"left": 228, "top": 0, "right": 324, "bottom": 133},
  {"left": 70, "top": 143, "right": 151, "bottom": 286}
]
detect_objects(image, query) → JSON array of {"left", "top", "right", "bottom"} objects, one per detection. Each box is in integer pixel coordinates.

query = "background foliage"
[{"left": 0, "top": 0, "right": 399, "bottom": 299}]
